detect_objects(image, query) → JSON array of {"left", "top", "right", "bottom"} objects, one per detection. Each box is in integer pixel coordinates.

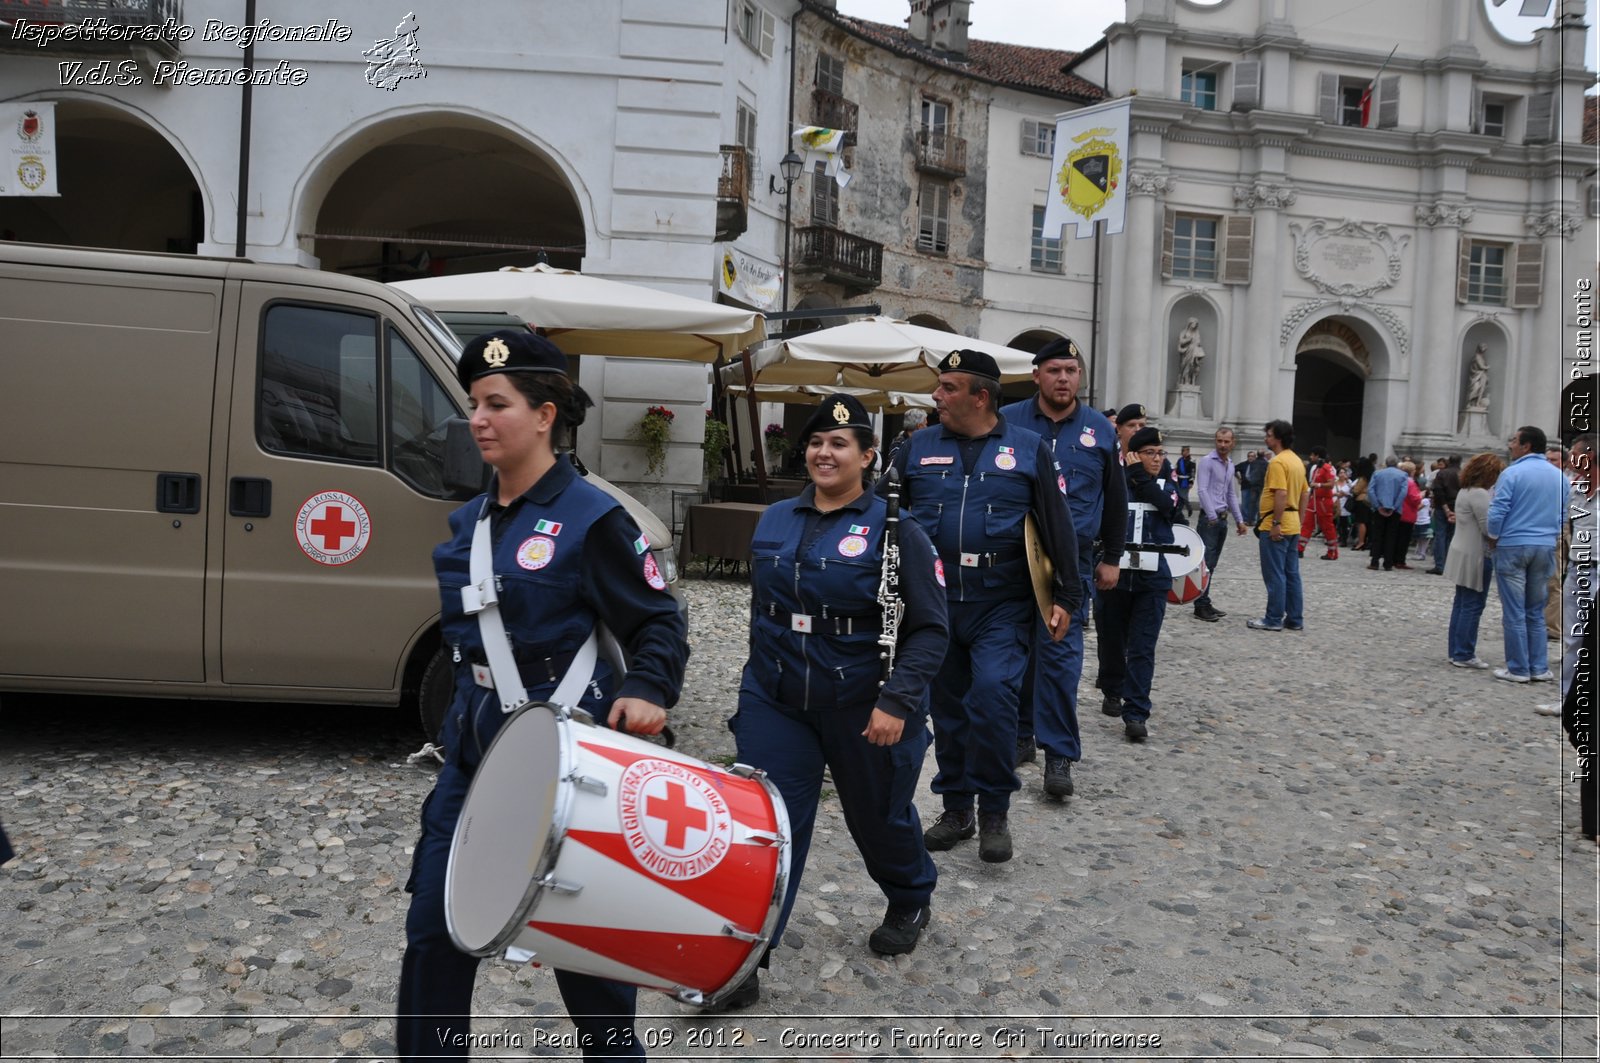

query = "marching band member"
[
  {"left": 1097, "top": 426, "right": 1181, "bottom": 743},
  {"left": 886, "top": 350, "right": 1080, "bottom": 864},
  {"left": 728, "top": 393, "right": 948, "bottom": 1007},
  {"left": 397, "top": 330, "right": 689, "bottom": 1061}
]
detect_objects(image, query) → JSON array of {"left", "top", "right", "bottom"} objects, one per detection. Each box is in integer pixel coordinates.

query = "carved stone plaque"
[{"left": 1289, "top": 219, "right": 1409, "bottom": 299}]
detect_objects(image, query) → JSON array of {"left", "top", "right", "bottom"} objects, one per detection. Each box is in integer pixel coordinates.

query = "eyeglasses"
[{"left": 1137, "top": 448, "right": 1166, "bottom": 457}]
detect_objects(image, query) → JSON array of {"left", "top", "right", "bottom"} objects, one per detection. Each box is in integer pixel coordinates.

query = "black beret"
[
  {"left": 1116, "top": 403, "right": 1148, "bottom": 424},
  {"left": 1129, "top": 426, "right": 1163, "bottom": 453},
  {"left": 936, "top": 348, "right": 1001, "bottom": 382},
  {"left": 1032, "top": 336, "right": 1084, "bottom": 366},
  {"left": 457, "top": 328, "right": 567, "bottom": 390},
  {"left": 800, "top": 393, "right": 872, "bottom": 441},
  {"left": 1102, "top": 407, "right": 1118, "bottom": 421}
]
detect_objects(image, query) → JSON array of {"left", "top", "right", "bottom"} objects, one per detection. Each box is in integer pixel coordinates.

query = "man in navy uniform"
[
  {"left": 999, "top": 338, "right": 1125, "bottom": 799},
  {"left": 884, "top": 349, "right": 1080, "bottom": 862}
]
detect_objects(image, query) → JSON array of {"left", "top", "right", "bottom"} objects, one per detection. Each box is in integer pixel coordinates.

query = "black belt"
[{"left": 763, "top": 603, "right": 881, "bottom": 636}]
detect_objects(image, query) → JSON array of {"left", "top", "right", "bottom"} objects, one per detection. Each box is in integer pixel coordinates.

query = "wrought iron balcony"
[
  {"left": 793, "top": 224, "right": 882, "bottom": 292},
  {"left": 916, "top": 129, "right": 967, "bottom": 177},
  {"left": 716, "top": 144, "right": 750, "bottom": 241},
  {"left": 811, "top": 88, "right": 858, "bottom": 148},
  {"left": 0, "top": 0, "right": 185, "bottom": 59}
]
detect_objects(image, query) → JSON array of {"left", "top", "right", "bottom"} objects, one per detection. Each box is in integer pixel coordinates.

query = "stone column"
[
  {"left": 1232, "top": 180, "right": 1295, "bottom": 424},
  {"left": 1411, "top": 200, "right": 1475, "bottom": 446},
  {"left": 1119, "top": 169, "right": 1171, "bottom": 407},
  {"left": 1519, "top": 209, "right": 1581, "bottom": 431}
]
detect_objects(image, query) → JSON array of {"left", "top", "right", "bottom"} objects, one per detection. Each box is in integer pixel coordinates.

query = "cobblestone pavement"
[{"left": 2, "top": 546, "right": 1597, "bottom": 1061}]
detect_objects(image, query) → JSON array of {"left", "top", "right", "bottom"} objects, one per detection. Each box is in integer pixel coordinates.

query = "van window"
[
  {"left": 259, "top": 304, "right": 381, "bottom": 463},
  {"left": 389, "top": 327, "right": 468, "bottom": 498}
]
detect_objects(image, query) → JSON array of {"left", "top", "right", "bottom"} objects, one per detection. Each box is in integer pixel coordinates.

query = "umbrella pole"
[
  {"left": 742, "top": 347, "right": 769, "bottom": 502},
  {"left": 711, "top": 355, "right": 740, "bottom": 487}
]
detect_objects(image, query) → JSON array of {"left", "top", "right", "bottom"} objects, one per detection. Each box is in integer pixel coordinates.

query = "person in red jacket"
[{"left": 1299, "top": 446, "right": 1339, "bottom": 560}]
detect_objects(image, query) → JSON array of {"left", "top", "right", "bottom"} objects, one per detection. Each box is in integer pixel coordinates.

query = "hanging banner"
[
  {"left": 0, "top": 102, "right": 58, "bottom": 197},
  {"left": 1042, "top": 96, "right": 1131, "bottom": 239},
  {"left": 792, "top": 125, "right": 852, "bottom": 188},
  {"left": 717, "top": 245, "right": 782, "bottom": 311}
]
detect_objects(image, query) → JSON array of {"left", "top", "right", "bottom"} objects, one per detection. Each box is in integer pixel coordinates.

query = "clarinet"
[{"left": 878, "top": 467, "right": 906, "bottom": 688}]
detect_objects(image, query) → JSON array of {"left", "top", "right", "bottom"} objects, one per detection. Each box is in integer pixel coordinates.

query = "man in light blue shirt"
[
  {"left": 1366, "top": 457, "right": 1410, "bottom": 571},
  {"left": 1487, "top": 424, "right": 1567, "bottom": 683}
]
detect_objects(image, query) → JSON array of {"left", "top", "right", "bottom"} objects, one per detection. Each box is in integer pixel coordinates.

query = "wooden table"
[{"left": 677, "top": 502, "right": 768, "bottom": 574}]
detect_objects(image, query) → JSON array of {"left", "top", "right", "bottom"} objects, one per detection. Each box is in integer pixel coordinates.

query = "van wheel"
[{"left": 416, "top": 646, "right": 453, "bottom": 743}]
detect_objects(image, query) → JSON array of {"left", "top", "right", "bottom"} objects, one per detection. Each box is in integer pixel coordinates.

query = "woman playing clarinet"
[{"left": 724, "top": 393, "right": 949, "bottom": 1008}]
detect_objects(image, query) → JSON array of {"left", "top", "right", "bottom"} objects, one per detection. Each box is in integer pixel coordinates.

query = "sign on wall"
[
  {"left": 0, "top": 102, "right": 58, "bottom": 197},
  {"left": 1043, "top": 97, "right": 1131, "bottom": 239},
  {"left": 716, "top": 245, "right": 781, "bottom": 311}
]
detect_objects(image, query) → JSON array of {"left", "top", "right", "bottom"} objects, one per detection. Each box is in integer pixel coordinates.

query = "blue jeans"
[
  {"left": 1257, "top": 533, "right": 1303, "bottom": 628},
  {"left": 1447, "top": 559, "right": 1493, "bottom": 662},
  {"left": 1494, "top": 544, "right": 1556, "bottom": 676},
  {"left": 1195, "top": 515, "right": 1231, "bottom": 609},
  {"left": 1431, "top": 512, "right": 1454, "bottom": 571}
]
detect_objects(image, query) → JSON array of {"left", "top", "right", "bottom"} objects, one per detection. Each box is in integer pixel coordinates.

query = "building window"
[
  {"left": 918, "top": 180, "right": 950, "bottom": 255},
  {"left": 1180, "top": 68, "right": 1218, "bottom": 110},
  {"left": 1171, "top": 214, "right": 1218, "bottom": 280},
  {"left": 1339, "top": 81, "right": 1367, "bottom": 127},
  {"left": 921, "top": 96, "right": 950, "bottom": 138},
  {"left": 1480, "top": 100, "right": 1507, "bottom": 137},
  {"left": 1467, "top": 242, "right": 1507, "bottom": 305},
  {"left": 1030, "top": 207, "right": 1062, "bottom": 273},
  {"left": 735, "top": 100, "right": 757, "bottom": 193},
  {"left": 816, "top": 52, "right": 844, "bottom": 95},
  {"left": 735, "top": 1, "right": 774, "bottom": 58},
  {"left": 1020, "top": 118, "right": 1055, "bottom": 158},
  {"left": 811, "top": 162, "right": 838, "bottom": 226}
]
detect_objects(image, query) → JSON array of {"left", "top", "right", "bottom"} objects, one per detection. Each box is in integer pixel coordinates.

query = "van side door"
[{"left": 220, "top": 285, "right": 462, "bottom": 695}]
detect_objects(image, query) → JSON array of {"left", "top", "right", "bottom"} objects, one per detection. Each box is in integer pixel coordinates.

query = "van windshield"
[{"left": 411, "top": 304, "right": 463, "bottom": 361}]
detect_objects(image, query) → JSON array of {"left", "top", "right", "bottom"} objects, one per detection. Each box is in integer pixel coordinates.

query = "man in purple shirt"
[{"left": 1192, "top": 427, "right": 1248, "bottom": 622}]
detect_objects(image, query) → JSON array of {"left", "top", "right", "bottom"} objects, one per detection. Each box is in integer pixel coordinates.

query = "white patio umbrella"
[
  {"left": 723, "top": 316, "right": 1036, "bottom": 392},
  {"left": 391, "top": 264, "right": 763, "bottom": 362},
  {"left": 722, "top": 382, "right": 935, "bottom": 412}
]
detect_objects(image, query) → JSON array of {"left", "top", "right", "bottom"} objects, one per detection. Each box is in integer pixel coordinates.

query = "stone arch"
[
  {"left": 907, "top": 313, "right": 954, "bottom": 332},
  {"left": 1458, "top": 318, "right": 1512, "bottom": 438},
  {"left": 289, "top": 107, "right": 594, "bottom": 277},
  {"left": 0, "top": 95, "right": 207, "bottom": 252},
  {"left": 1287, "top": 311, "right": 1397, "bottom": 460},
  {"left": 1164, "top": 291, "right": 1223, "bottom": 420}
]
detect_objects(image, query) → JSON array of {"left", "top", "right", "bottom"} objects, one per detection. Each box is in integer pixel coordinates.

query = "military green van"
[{"left": 0, "top": 242, "right": 679, "bottom": 738}]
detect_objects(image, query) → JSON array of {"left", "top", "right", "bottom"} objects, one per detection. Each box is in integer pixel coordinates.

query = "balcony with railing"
[
  {"left": 811, "top": 88, "right": 859, "bottom": 148},
  {"left": 793, "top": 224, "right": 882, "bottom": 292},
  {"left": 0, "top": 0, "right": 185, "bottom": 58},
  {"left": 916, "top": 129, "right": 967, "bottom": 178},
  {"left": 716, "top": 144, "right": 750, "bottom": 241}
]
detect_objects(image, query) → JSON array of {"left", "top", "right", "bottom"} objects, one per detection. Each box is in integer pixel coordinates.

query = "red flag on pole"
[{"left": 1359, "top": 83, "right": 1374, "bottom": 127}]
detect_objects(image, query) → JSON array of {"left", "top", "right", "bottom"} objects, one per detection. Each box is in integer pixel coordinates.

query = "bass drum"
[{"left": 444, "top": 703, "right": 790, "bottom": 1008}]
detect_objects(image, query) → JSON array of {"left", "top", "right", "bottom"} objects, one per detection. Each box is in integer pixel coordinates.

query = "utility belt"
[
  {"left": 762, "top": 602, "right": 880, "bottom": 636},
  {"left": 467, "top": 645, "right": 587, "bottom": 689},
  {"left": 947, "top": 545, "right": 1025, "bottom": 569}
]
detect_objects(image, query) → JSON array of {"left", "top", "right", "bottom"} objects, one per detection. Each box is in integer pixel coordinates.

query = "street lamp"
[{"left": 771, "top": 150, "right": 804, "bottom": 313}]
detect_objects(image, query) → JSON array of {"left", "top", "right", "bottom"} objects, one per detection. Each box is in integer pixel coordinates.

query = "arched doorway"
[
  {"left": 1293, "top": 321, "right": 1369, "bottom": 460},
  {"left": 309, "top": 121, "right": 585, "bottom": 280},
  {"left": 0, "top": 100, "right": 202, "bottom": 252},
  {"left": 907, "top": 313, "right": 953, "bottom": 332}
]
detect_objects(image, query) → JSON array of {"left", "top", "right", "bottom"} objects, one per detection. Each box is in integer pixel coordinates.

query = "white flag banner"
[
  {"left": 717, "top": 245, "right": 781, "bottom": 311},
  {"left": 1042, "top": 97, "right": 1131, "bottom": 239},
  {"left": 0, "top": 102, "right": 58, "bottom": 197},
  {"left": 793, "top": 125, "right": 852, "bottom": 188}
]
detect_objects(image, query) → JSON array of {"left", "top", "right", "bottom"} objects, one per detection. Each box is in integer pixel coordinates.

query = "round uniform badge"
[
  {"left": 516, "top": 536, "right": 556, "bottom": 571},
  {"left": 838, "top": 534, "right": 869, "bottom": 558},
  {"left": 642, "top": 551, "right": 668, "bottom": 590},
  {"left": 617, "top": 758, "right": 733, "bottom": 880},
  {"left": 294, "top": 490, "right": 372, "bottom": 566},
  {"left": 1079, "top": 431, "right": 1096, "bottom": 447},
  {"left": 995, "top": 452, "right": 1017, "bottom": 471}
]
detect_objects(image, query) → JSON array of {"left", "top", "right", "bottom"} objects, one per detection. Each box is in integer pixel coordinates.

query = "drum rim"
[{"left": 444, "top": 701, "right": 577, "bottom": 957}]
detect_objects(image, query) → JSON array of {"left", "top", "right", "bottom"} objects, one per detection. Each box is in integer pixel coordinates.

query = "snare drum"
[{"left": 444, "top": 703, "right": 790, "bottom": 1008}]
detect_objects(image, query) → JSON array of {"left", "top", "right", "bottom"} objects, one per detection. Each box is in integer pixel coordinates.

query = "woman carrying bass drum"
[{"left": 396, "top": 329, "right": 688, "bottom": 1061}]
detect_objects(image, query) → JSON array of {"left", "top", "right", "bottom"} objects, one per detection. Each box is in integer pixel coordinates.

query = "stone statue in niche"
[
  {"left": 1466, "top": 343, "right": 1490, "bottom": 411},
  {"left": 1177, "top": 318, "right": 1206, "bottom": 388}
]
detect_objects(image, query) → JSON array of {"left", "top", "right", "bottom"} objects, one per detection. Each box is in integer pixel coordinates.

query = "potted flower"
[
  {"left": 633, "top": 404, "right": 675, "bottom": 477},
  {"left": 702, "top": 410, "right": 731, "bottom": 479},
  {"left": 764, "top": 422, "right": 790, "bottom": 464}
]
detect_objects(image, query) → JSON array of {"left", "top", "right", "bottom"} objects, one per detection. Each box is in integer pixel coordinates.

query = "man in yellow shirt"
[{"left": 1247, "top": 419, "right": 1311, "bottom": 632}]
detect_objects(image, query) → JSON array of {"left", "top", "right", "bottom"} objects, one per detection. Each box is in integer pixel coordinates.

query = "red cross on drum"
[{"left": 294, "top": 490, "right": 373, "bottom": 566}]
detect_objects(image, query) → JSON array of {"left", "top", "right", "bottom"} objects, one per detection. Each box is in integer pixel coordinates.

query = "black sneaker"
[
  {"left": 1100, "top": 692, "right": 1121, "bottom": 717},
  {"left": 923, "top": 809, "right": 975, "bottom": 851},
  {"left": 1125, "top": 718, "right": 1148, "bottom": 742},
  {"left": 1193, "top": 603, "right": 1220, "bottom": 623},
  {"left": 707, "top": 970, "right": 759, "bottom": 1010},
  {"left": 978, "top": 812, "right": 1013, "bottom": 863},
  {"left": 868, "top": 903, "right": 931, "bottom": 956},
  {"left": 1014, "top": 735, "right": 1037, "bottom": 767},
  {"left": 1043, "top": 754, "right": 1074, "bottom": 798}
]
